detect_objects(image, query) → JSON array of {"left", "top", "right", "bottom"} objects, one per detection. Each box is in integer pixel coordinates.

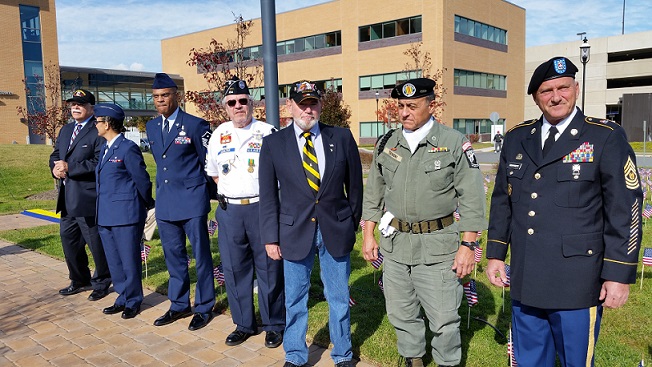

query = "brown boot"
[{"left": 405, "top": 357, "right": 424, "bottom": 367}]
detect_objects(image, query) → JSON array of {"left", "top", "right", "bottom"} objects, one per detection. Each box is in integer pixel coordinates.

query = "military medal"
[
  {"left": 530, "top": 128, "right": 536, "bottom": 135},
  {"left": 572, "top": 164, "right": 581, "bottom": 179},
  {"left": 179, "top": 126, "right": 186, "bottom": 136},
  {"left": 253, "top": 130, "right": 263, "bottom": 140},
  {"left": 434, "top": 160, "right": 441, "bottom": 170},
  {"left": 248, "top": 159, "right": 255, "bottom": 173},
  {"left": 220, "top": 133, "right": 232, "bottom": 144},
  {"left": 570, "top": 129, "right": 578, "bottom": 136},
  {"left": 222, "top": 163, "right": 230, "bottom": 175}
]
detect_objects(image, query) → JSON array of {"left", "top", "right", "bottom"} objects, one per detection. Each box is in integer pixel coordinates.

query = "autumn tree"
[
  {"left": 376, "top": 42, "right": 447, "bottom": 125},
  {"left": 16, "top": 62, "right": 70, "bottom": 146},
  {"left": 319, "top": 82, "right": 352, "bottom": 129},
  {"left": 186, "top": 14, "right": 264, "bottom": 126},
  {"left": 125, "top": 115, "right": 153, "bottom": 132}
]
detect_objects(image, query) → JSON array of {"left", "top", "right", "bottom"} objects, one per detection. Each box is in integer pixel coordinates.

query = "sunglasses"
[{"left": 226, "top": 98, "right": 249, "bottom": 107}]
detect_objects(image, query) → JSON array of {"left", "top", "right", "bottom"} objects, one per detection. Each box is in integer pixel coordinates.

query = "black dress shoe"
[
  {"left": 153, "top": 308, "right": 192, "bottom": 326},
  {"left": 103, "top": 304, "right": 125, "bottom": 315},
  {"left": 88, "top": 289, "right": 109, "bottom": 301},
  {"left": 121, "top": 306, "right": 140, "bottom": 319},
  {"left": 188, "top": 312, "right": 213, "bottom": 331},
  {"left": 283, "top": 362, "right": 305, "bottom": 367},
  {"left": 335, "top": 362, "right": 352, "bottom": 367},
  {"left": 59, "top": 283, "right": 90, "bottom": 296},
  {"left": 265, "top": 330, "right": 283, "bottom": 348},
  {"left": 225, "top": 329, "right": 254, "bottom": 346}
]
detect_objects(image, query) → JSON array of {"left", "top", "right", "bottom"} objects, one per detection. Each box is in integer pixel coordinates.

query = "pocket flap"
[
  {"left": 506, "top": 162, "right": 528, "bottom": 179},
  {"left": 562, "top": 232, "right": 603, "bottom": 257},
  {"left": 279, "top": 213, "right": 294, "bottom": 225},
  {"left": 184, "top": 176, "right": 206, "bottom": 188},
  {"left": 557, "top": 164, "right": 596, "bottom": 182},
  {"left": 336, "top": 206, "right": 352, "bottom": 221}
]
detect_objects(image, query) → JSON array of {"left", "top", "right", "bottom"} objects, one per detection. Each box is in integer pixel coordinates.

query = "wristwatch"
[{"left": 460, "top": 240, "right": 479, "bottom": 251}]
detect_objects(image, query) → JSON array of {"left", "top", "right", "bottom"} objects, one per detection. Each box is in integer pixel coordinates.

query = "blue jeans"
[{"left": 283, "top": 225, "right": 352, "bottom": 365}]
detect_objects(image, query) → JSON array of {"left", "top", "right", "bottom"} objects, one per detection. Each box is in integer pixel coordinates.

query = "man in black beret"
[
  {"left": 362, "top": 78, "right": 486, "bottom": 367},
  {"left": 486, "top": 56, "right": 643, "bottom": 367},
  {"left": 145, "top": 73, "right": 216, "bottom": 331},
  {"left": 49, "top": 89, "right": 112, "bottom": 301}
]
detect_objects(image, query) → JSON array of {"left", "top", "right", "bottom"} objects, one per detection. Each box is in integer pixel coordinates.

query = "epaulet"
[
  {"left": 507, "top": 119, "right": 537, "bottom": 133},
  {"left": 585, "top": 116, "right": 616, "bottom": 130}
]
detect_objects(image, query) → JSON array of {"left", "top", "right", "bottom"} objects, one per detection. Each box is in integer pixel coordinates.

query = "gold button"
[
  {"left": 534, "top": 173, "right": 541, "bottom": 179},
  {"left": 587, "top": 250, "right": 593, "bottom": 255},
  {"left": 527, "top": 228, "right": 534, "bottom": 235},
  {"left": 311, "top": 218, "right": 316, "bottom": 222},
  {"left": 531, "top": 193, "right": 538, "bottom": 199},
  {"left": 315, "top": 200, "right": 319, "bottom": 204},
  {"left": 509, "top": 171, "right": 514, "bottom": 175},
  {"left": 528, "top": 211, "right": 535, "bottom": 217}
]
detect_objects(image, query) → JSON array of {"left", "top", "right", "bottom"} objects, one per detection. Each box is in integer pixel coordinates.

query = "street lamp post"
[
  {"left": 375, "top": 90, "right": 380, "bottom": 137},
  {"left": 580, "top": 37, "right": 591, "bottom": 111}
]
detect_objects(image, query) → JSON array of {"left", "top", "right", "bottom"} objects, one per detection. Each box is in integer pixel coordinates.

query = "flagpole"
[
  {"left": 502, "top": 286, "right": 505, "bottom": 312},
  {"left": 467, "top": 306, "right": 471, "bottom": 329},
  {"left": 641, "top": 263, "right": 645, "bottom": 290}
]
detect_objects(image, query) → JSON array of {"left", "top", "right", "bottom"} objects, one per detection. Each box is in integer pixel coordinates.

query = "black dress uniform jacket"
[{"left": 487, "top": 108, "right": 643, "bottom": 309}]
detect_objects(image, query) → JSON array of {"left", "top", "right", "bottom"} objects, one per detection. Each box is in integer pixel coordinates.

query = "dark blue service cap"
[
  {"left": 527, "top": 56, "right": 578, "bottom": 95},
  {"left": 66, "top": 89, "right": 96, "bottom": 105},
  {"left": 391, "top": 78, "right": 436, "bottom": 99},
  {"left": 290, "top": 80, "right": 321, "bottom": 103},
  {"left": 94, "top": 103, "right": 125, "bottom": 121},
  {"left": 224, "top": 76, "right": 250, "bottom": 96},
  {"left": 152, "top": 73, "right": 178, "bottom": 89}
]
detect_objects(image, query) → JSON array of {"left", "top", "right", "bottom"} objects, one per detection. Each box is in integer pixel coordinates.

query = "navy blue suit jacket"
[
  {"left": 49, "top": 118, "right": 104, "bottom": 217},
  {"left": 146, "top": 109, "right": 212, "bottom": 221},
  {"left": 96, "top": 134, "right": 153, "bottom": 227},
  {"left": 259, "top": 123, "right": 363, "bottom": 261}
]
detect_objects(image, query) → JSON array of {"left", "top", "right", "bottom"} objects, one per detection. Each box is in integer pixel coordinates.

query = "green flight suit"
[{"left": 362, "top": 120, "right": 487, "bottom": 365}]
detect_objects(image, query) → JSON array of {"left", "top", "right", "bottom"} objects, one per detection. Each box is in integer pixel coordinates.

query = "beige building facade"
[
  {"left": 162, "top": 0, "right": 525, "bottom": 143},
  {"left": 526, "top": 30, "right": 652, "bottom": 141},
  {"left": 0, "top": 0, "right": 59, "bottom": 144}
]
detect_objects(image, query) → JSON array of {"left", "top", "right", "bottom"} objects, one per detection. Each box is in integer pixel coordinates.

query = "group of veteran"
[{"left": 48, "top": 54, "right": 642, "bottom": 367}]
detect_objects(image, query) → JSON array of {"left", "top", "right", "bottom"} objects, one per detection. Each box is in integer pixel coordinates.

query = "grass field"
[{"left": 0, "top": 144, "right": 650, "bottom": 366}]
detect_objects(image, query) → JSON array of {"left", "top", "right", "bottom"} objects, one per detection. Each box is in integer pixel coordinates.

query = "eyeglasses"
[
  {"left": 96, "top": 118, "right": 107, "bottom": 123},
  {"left": 226, "top": 98, "right": 249, "bottom": 107}
]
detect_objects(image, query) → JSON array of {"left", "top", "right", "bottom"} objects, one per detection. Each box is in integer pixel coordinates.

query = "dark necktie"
[
  {"left": 163, "top": 118, "right": 170, "bottom": 144},
  {"left": 68, "top": 123, "right": 82, "bottom": 150},
  {"left": 302, "top": 132, "right": 320, "bottom": 195},
  {"left": 543, "top": 126, "right": 558, "bottom": 157}
]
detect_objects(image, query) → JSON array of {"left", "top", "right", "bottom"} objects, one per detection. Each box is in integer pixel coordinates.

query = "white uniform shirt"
[{"left": 206, "top": 119, "right": 275, "bottom": 198}]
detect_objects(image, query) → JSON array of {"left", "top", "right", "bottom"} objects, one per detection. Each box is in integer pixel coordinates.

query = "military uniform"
[
  {"left": 363, "top": 114, "right": 486, "bottom": 364},
  {"left": 487, "top": 111, "right": 642, "bottom": 307}
]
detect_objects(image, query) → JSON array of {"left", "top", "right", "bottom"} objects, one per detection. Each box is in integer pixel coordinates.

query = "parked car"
[{"left": 140, "top": 138, "right": 150, "bottom": 152}]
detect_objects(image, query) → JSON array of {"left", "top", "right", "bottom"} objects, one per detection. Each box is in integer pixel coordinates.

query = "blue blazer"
[
  {"left": 259, "top": 123, "right": 363, "bottom": 261},
  {"left": 96, "top": 134, "right": 153, "bottom": 227},
  {"left": 49, "top": 118, "right": 104, "bottom": 217},
  {"left": 146, "top": 109, "right": 212, "bottom": 221}
]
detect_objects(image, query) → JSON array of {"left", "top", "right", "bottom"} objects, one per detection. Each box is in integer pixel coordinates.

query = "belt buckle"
[
  {"left": 411, "top": 222, "right": 420, "bottom": 234},
  {"left": 241, "top": 199, "right": 250, "bottom": 205}
]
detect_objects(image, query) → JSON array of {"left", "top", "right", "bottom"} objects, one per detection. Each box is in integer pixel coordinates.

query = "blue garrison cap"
[
  {"left": 94, "top": 103, "right": 125, "bottom": 122},
  {"left": 152, "top": 73, "right": 178, "bottom": 89},
  {"left": 527, "top": 57, "right": 578, "bottom": 95}
]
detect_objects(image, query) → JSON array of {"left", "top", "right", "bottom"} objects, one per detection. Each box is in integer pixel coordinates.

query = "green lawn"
[{"left": 0, "top": 144, "right": 650, "bottom": 366}]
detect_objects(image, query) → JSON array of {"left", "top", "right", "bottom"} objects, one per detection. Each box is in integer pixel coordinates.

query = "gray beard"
[{"left": 294, "top": 118, "right": 318, "bottom": 131}]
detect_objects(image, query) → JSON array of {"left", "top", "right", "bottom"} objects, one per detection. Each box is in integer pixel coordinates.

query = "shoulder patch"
[
  {"left": 507, "top": 119, "right": 537, "bottom": 133},
  {"left": 201, "top": 130, "right": 212, "bottom": 149},
  {"left": 462, "top": 141, "right": 479, "bottom": 169},
  {"left": 624, "top": 156, "right": 640, "bottom": 190}
]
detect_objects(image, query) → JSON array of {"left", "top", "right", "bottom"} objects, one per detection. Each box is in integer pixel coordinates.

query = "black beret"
[
  {"left": 527, "top": 57, "right": 578, "bottom": 95},
  {"left": 152, "top": 73, "right": 178, "bottom": 89},
  {"left": 391, "top": 78, "right": 436, "bottom": 99},
  {"left": 224, "top": 76, "right": 250, "bottom": 96},
  {"left": 66, "top": 89, "right": 95, "bottom": 105},
  {"left": 289, "top": 80, "right": 321, "bottom": 103}
]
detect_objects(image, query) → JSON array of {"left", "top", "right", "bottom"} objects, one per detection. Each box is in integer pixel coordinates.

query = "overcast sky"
[{"left": 55, "top": 0, "right": 652, "bottom": 72}]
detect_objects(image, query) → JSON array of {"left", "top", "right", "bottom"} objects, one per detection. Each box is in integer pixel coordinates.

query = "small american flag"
[
  {"left": 213, "top": 263, "right": 225, "bottom": 286},
  {"left": 463, "top": 279, "right": 478, "bottom": 307},
  {"left": 378, "top": 274, "right": 384, "bottom": 293},
  {"left": 187, "top": 255, "right": 192, "bottom": 266},
  {"left": 643, "top": 204, "right": 652, "bottom": 219},
  {"left": 348, "top": 296, "right": 357, "bottom": 307},
  {"left": 371, "top": 251, "right": 384, "bottom": 269},
  {"left": 453, "top": 209, "right": 460, "bottom": 221},
  {"left": 474, "top": 246, "right": 483, "bottom": 263},
  {"left": 483, "top": 183, "right": 488, "bottom": 194},
  {"left": 141, "top": 242, "right": 151, "bottom": 262},
  {"left": 359, "top": 219, "right": 366, "bottom": 230},
  {"left": 643, "top": 248, "right": 652, "bottom": 266},
  {"left": 208, "top": 219, "right": 218, "bottom": 236},
  {"left": 644, "top": 190, "right": 648, "bottom": 201},
  {"left": 508, "top": 327, "right": 517, "bottom": 366},
  {"left": 504, "top": 264, "right": 511, "bottom": 287},
  {"left": 484, "top": 175, "right": 491, "bottom": 183}
]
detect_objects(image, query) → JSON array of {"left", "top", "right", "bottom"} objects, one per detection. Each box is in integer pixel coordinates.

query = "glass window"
[
  {"left": 305, "top": 36, "right": 315, "bottom": 50},
  {"left": 359, "top": 26, "right": 371, "bottom": 42},
  {"left": 294, "top": 38, "right": 305, "bottom": 52},
  {"left": 454, "top": 15, "right": 460, "bottom": 33},
  {"left": 285, "top": 40, "right": 295, "bottom": 54},
  {"left": 360, "top": 76, "right": 371, "bottom": 91},
  {"left": 459, "top": 17, "right": 467, "bottom": 35},
  {"left": 371, "top": 75, "right": 383, "bottom": 89},
  {"left": 371, "top": 24, "right": 382, "bottom": 40},
  {"left": 250, "top": 46, "right": 260, "bottom": 59},
  {"left": 482, "top": 24, "right": 488, "bottom": 40},
  {"left": 325, "top": 32, "right": 339, "bottom": 47},
  {"left": 383, "top": 73, "right": 397, "bottom": 88},
  {"left": 22, "top": 42, "right": 42, "bottom": 62},
  {"left": 24, "top": 61, "right": 43, "bottom": 83},
  {"left": 488, "top": 27, "right": 495, "bottom": 42},
  {"left": 473, "top": 73, "right": 481, "bottom": 88},
  {"left": 454, "top": 70, "right": 460, "bottom": 86},
  {"left": 277, "top": 41, "right": 285, "bottom": 55},
  {"left": 467, "top": 20, "right": 475, "bottom": 36},
  {"left": 397, "top": 18, "right": 409, "bottom": 35},
  {"left": 314, "top": 34, "right": 325, "bottom": 49},
  {"left": 411, "top": 16, "right": 422, "bottom": 33},
  {"left": 383, "top": 21, "right": 396, "bottom": 38},
  {"left": 475, "top": 22, "right": 482, "bottom": 38}
]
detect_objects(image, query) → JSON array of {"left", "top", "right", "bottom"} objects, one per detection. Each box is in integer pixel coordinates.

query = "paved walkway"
[{"left": 0, "top": 214, "right": 375, "bottom": 367}]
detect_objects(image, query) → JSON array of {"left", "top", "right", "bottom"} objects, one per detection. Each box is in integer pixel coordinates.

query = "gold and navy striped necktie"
[{"left": 302, "top": 131, "right": 320, "bottom": 195}]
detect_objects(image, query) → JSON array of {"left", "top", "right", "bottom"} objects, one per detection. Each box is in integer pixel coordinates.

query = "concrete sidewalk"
[{"left": 0, "top": 214, "right": 375, "bottom": 367}]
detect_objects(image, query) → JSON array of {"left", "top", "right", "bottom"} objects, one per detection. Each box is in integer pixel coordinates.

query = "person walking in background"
[
  {"left": 206, "top": 77, "right": 284, "bottom": 348},
  {"left": 95, "top": 103, "right": 153, "bottom": 319},
  {"left": 362, "top": 78, "right": 486, "bottom": 367},
  {"left": 259, "top": 80, "right": 363, "bottom": 367},
  {"left": 493, "top": 130, "right": 503, "bottom": 153},
  {"left": 486, "top": 56, "right": 643, "bottom": 367},
  {"left": 145, "top": 73, "right": 215, "bottom": 331},
  {"left": 49, "top": 89, "right": 111, "bottom": 301}
]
